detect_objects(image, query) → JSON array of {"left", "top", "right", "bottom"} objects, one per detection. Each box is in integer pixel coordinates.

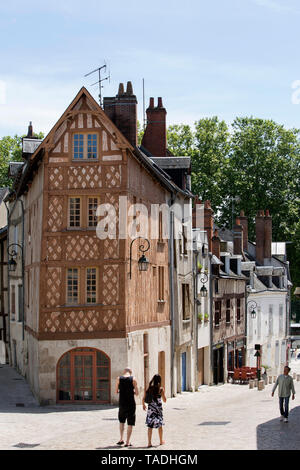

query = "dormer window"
[{"left": 73, "top": 133, "right": 98, "bottom": 160}]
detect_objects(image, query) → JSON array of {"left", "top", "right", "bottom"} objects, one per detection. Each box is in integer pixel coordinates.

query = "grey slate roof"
[
  {"left": 150, "top": 156, "right": 191, "bottom": 170},
  {"left": 0, "top": 188, "right": 9, "bottom": 204}
]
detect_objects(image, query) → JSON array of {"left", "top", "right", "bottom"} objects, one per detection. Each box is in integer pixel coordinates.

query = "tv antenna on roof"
[{"left": 84, "top": 62, "right": 110, "bottom": 108}]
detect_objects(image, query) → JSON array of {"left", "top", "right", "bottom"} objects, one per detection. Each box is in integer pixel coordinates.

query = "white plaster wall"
[
  {"left": 246, "top": 291, "right": 288, "bottom": 375},
  {"left": 127, "top": 326, "right": 171, "bottom": 403},
  {"left": 36, "top": 338, "right": 127, "bottom": 405}
]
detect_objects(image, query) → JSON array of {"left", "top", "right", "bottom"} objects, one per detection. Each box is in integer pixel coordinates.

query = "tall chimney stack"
[
  {"left": 233, "top": 217, "right": 244, "bottom": 255},
  {"left": 141, "top": 97, "right": 167, "bottom": 157},
  {"left": 27, "top": 121, "right": 33, "bottom": 138},
  {"left": 239, "top": 210, "right": 248, "bottom": 252},
  {"left": 264, "top": 209, "right": 272, "bottom": 260},
  {"left": 103, "top": 81, "right": 137, "bottom": 147},
  {"left": 212, "top": 228, "right": 221, "bottom": 259},
  {"left": 204, "top": 200, "right": 214, "bottom": 252},
  {"left": 256, "top": 210, "right": 265, "bottom": 264}
]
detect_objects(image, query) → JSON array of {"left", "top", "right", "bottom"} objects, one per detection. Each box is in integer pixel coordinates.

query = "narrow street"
[{"left": 0, "top": 360, "right": 299, "bottom": 450}]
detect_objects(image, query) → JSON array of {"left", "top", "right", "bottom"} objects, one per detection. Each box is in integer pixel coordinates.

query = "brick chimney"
[
  {"left": 27, "top": 121, "right": 33, "bottom": 138},
  {"left": 192, "top": 196, "right": 201, "bottom": 229},
  {"left": 212, "top": 228, "right": 221, "bottom": 259},
  {"left": 103, "top": 81, "right": 137, "bottom": 147},
  {"left": 255, "top": 210, "right": 265, "bottom": 264},
  {"left": 233, "top": 217, "right": 243, "bottom": 255},
  {"left": 141, "top": 97, "right": 167, "bottom": 157},
  {"left": 204, "top": 200, "right": 214, "bottom": 253},
  {"left": 239, "top": 210, "right": 248, "bottom": 252},
  {"left": 264, "top": 209, "right": 272, "bottom": 260}
]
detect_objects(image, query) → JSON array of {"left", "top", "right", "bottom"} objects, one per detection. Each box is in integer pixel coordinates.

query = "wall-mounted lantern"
[{"left": 129, "top": 237, "right": 150, "bottom": 279}]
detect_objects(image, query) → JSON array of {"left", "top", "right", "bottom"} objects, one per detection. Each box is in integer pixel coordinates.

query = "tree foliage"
[
  {"left": 0, "top": 133, "right": 44, "bottom": 188},
  {"left": 166, "top": 117, "right": 300, "bottom": 300}
]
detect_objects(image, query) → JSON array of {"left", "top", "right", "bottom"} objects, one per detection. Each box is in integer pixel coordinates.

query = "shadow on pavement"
[
  {"left": 257, "top": 406, "right": 300, "bottom": 450},
  {"left": 0, "top": 404, "right": 118, "bottom": 414}
]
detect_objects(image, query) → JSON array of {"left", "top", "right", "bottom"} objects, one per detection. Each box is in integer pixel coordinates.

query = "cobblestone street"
[{"left": 1, "top": 361, "right": 299, "bottom": 451}]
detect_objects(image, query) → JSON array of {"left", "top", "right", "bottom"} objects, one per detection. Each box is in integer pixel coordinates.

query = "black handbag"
[{"left": 144, "top": 389, "right": 153, "bottom": 404}]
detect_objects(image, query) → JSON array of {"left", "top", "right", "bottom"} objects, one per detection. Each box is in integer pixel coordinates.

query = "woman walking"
[{"left": 142, "top": 374, "right": 166, "bottom": 448}]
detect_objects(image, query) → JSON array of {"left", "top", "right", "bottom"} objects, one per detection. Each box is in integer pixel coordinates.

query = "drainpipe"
[
  {"left": 193, "top": 249, "right": 198, "bottom": 390},
  {"left": 169, "top": 207, "right": 175, "bottom": 396},
  {"left": 4, "top": 199, "right": 11, "bottom": 364},
  {"left": 209, "top": 254, "right": 213, "bottom": 385}
]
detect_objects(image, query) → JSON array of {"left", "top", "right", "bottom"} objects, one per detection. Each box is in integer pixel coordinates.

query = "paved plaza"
[{"left": 0, "top": 361, "right": 300, "bottom": 450}]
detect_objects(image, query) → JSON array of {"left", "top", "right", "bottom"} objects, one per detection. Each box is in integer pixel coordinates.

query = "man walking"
[
  {"left": 272, "top": 366, "right": 295, "bottom": 423},
  {"left": 115, "top": 367, "right": 138, "bottom": 446}
]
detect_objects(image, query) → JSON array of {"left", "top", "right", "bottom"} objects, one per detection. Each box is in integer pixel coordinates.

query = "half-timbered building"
[{"left": 6, "top": 84, "right": 190, "bottom": 405}]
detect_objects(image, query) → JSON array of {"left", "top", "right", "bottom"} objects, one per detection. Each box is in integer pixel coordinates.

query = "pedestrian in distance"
[
  {"left": 115, "top": 367, "right": 138, "bottom": 447},
  {"left": 271, "top": 366, "right": 295, "bottom": 423},
  {"left": 142, "top": 374, "right": 166, "bottom": 448}
]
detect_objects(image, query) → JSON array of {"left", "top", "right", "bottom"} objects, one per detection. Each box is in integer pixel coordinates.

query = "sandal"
[
  {"left": 125, "top": 443, "right": 133, "bottom": 447},
  {"left": 117, "top": 440, "right": 124, "bottom": 446}
]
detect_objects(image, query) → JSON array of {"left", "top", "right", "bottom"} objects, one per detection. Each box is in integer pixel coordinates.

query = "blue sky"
[{"left": 1, "top": 0, "right": 300, "bottom": 137}]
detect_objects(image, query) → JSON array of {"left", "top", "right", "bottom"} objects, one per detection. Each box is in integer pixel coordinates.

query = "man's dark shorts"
[{"left": 118, "top": 406, "right": 136, "bottom": 426}]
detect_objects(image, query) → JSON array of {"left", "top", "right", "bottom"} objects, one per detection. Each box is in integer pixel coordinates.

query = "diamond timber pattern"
[
  {"left": 103, "top": 239, "right": 119, "bottom": 259},
  {"left": 67, "top": 165, "right": 102, "bottom": 189},
  {"left": 48, "top": 167, "right": 64, "bottom": 190},
  {"left": 46, "top": 237, "right": 62, "bottom": 261},
  {"left": 46, "top": 268, "right": 61, "bottom": 308},
  {"left": 48, "top": 196, "right": 63, "bottom": 232},
  {"left": 102, "top": 265, "right": 119, "bottom": 305},
  {"left": 65, "top": 235, "right": 100, "bottom": 261},
  {"left": 41, "top": 308, "right": 121, "bottom": 333},
  {"left": 105, "top": 166, "right": 121, "bottom": 188}
]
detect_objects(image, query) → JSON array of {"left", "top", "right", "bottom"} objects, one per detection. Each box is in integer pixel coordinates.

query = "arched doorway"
[{"left": 57, "top": 348, "right": 110, "bottom": 404}]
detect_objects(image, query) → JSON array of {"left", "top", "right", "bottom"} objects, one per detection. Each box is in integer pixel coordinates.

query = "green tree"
[
  {"left": 219, "top": 117, "right": 300, "bottom": 241},
  {"left": 191, "top": 117, "right": 230, "bottom": 211},
  {"left": 0, "top": 133, "right": 43, "bottom": 188},
  {"left": 167, "top": 124, "right": 194, "bottom": 156}
]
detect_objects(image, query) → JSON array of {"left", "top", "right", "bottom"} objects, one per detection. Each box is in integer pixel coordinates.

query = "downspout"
[
  {"left": 209, "top": 254, "right": 213, "bottom": 385},
  {"left": 4, "top": 200, "right": 11, "bottom": 364},
  {"left": 193, "top": 248, "right": 199, "bottom": 390},
  {"left": 169, "top": 206, "right": 175, "bottom": 396}
]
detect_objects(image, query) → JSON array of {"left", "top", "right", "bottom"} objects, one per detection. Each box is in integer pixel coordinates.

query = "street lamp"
[
  {"left": 138, "top": 253, "right": 149, "bottom": 272},
  {"left": 7, "top": 244, "right": 23, "bottom": 272},
  {"left": 198, "top": 272, "right": 209, "bottom": 299},
  {"left": 129, "top": 237, "right": 150, "bottom": 279},
  {"left": 247, "top": 300, "right": 258, "bottom": 319}
]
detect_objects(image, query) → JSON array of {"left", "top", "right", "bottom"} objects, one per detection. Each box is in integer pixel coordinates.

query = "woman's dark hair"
[{"left": 147, "top": 374, "right": 162, "bottom": 397}]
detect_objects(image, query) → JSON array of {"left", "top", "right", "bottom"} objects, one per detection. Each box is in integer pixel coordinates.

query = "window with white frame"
[
  {"left": 88, "top": 197, "right": 100, "bottom": 228},
  {"left": 67, "top": 268, "right": 79, "bottom": 305},
  {"left": 268, "top": 305, "right": 273, "bottom": 336},
  {"left": 68, "top": 197, "right": 81, "bottom": 228},
  {"left": 279, "top": 304, "right": 284, "bottom": 334},
  {"left": 86, "top": 268, "right": 97, "bottom": 304}
]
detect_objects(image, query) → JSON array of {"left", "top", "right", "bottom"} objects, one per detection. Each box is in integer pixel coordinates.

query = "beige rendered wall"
[
  {"left": 36, "top": 337, "right": 127, "bottom": 405},
  {"left": 127, "top": 325, "right": 171, "bottom": 404}
]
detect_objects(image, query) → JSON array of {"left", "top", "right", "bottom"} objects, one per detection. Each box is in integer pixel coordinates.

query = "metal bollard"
[
  {"left": 258, "top": 380, "right": 265, "bottom": 391},
  {"left": 254, "top": 379, "right": 258, "bottom": 387},
  {"left": 249, "top": 380, "right": 254, "bottom": 389},
  {"left": 268, "top": 376, "right": 273, "bottom": 385},
  {"left": 293, "top": 373, "right": 296, "bottom": 380},
  {"left": 297, "top": 375, "right": 300, "bottom": 382},
  {"left": 273, "top": 376, "right": 277, "bottom": 383}
]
